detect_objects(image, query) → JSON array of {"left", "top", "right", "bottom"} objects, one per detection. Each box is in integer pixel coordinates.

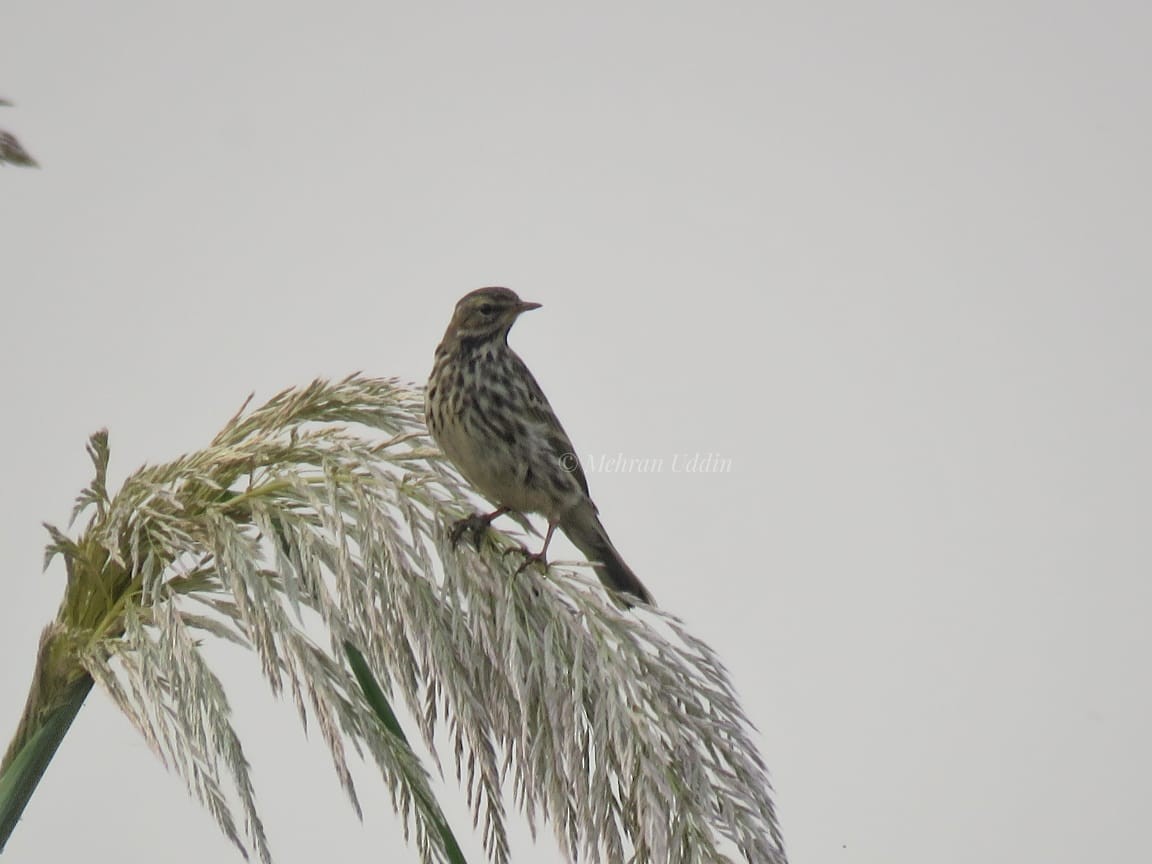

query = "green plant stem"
[
  {"left": 0, "top": 670, "right": 93, "bottom": 850},
  {"left": 345, "top": 643, "right": 468, "bottom": 864}
]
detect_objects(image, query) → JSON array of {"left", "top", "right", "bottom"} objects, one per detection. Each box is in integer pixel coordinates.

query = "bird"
[{"left": 426, "top": 286, "right": 653, "bottom": 606}]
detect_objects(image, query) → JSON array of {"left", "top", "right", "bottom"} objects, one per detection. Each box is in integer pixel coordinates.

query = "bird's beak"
[{"left": 518, "top": 301, "right": 542, "bottom": 312}]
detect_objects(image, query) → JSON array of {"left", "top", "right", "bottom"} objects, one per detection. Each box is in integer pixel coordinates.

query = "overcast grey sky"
[{"left": 3, "top": 2, "right": 1150, "bottom": 862}]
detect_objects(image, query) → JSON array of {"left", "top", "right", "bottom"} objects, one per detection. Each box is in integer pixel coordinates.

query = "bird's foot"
[
  {"left": 449, "top": 512, "right": 501, "bottom": 550},
  {"left": 503, "top": 545, "right": 549, "bottom": 574}
]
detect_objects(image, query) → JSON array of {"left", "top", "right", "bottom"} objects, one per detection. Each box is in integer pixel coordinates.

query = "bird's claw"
[
  {"left": 503, "top": 545, "right": 549, "bottom": 574},
  {"left": 449, "top": 513, "right": 494, "bottom": 550}
]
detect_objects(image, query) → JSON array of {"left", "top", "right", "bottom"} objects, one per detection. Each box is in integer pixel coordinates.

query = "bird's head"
[{"left": 442, "top": 287, "right": 542, "bottom": 343}]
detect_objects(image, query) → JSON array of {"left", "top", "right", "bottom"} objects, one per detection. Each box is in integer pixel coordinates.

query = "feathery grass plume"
[
  {"left": 0, "top": 375, "right": 786, "bottom": 863},
  {"left": 0, "top": 98, "right": 38, "bottom": 168}
]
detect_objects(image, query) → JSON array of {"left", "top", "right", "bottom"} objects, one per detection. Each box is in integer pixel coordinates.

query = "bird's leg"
[
  {"left": 507, "top": 520, "right": 559, "bottom": 574},
  {"left": 449, "top": 506, "right": 510, "bottom": 549}
]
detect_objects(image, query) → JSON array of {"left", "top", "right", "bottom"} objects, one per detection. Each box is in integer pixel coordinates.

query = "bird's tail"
[{"left": 561, "top": 505, "right": 653, "bottom": 607}]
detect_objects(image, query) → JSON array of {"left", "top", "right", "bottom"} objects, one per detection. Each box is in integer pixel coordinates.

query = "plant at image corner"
[
  {"left": 0, "top": 376, "right": 786, "bottom": 864},
  {"left": 0, "top": 98, "right": 38, "bottom": 167}
]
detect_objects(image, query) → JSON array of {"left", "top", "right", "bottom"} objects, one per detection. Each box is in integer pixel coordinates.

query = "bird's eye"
[{"left": 478, "top": 303, "right": 495, "bottom": 316}]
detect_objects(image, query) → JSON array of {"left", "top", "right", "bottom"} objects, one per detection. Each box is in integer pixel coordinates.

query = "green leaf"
[{"left": 345, "top": 643, "right": 468, "bottom": 864}]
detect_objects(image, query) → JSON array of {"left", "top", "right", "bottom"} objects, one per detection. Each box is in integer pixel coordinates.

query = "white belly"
[{"left": 435, "top": 414, "right": 564, "bottom": 517}]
